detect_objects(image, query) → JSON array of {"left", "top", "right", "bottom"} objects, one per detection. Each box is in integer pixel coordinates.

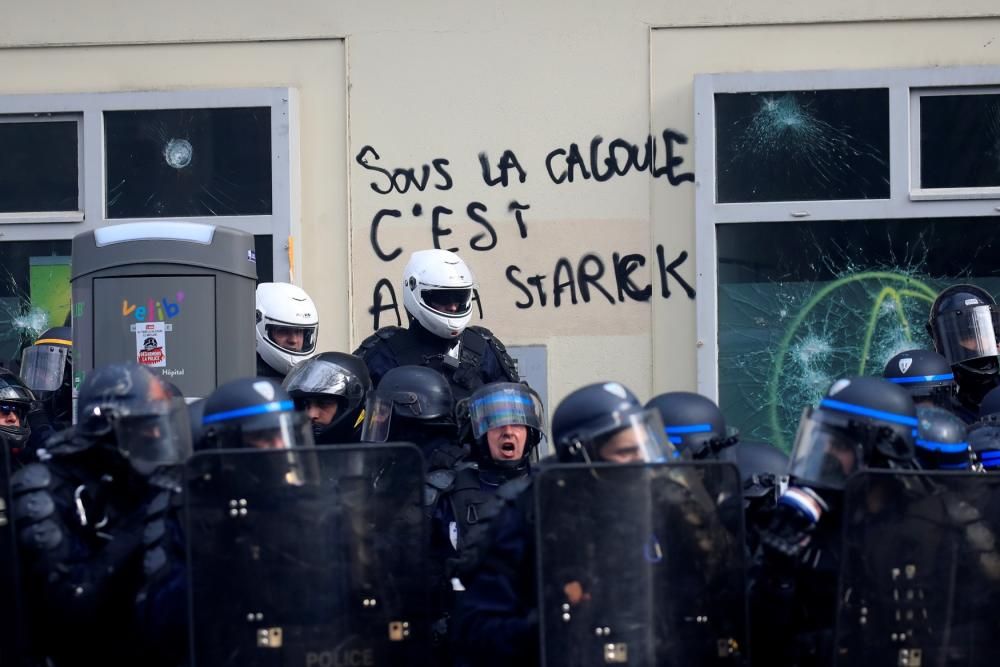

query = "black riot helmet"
[
  {"left": 968, "top": 385, "right": 1000, "bottom": 471},
  {"left": 788, "top": 376, "right": 918, "bottom": 491},
  {"left": 0, "top": 368, "right": 35, "bottom": 449},
  {"left": 914, "top": 405, "right": 971, "bottom": 471},
  {"left": 927, "top": 285, "right": 1000, "bottom": 407},
  {"left": 282, "top": 352, "right": 372, "bottom": 444},
  {"left": 883, "top": 349, "right": 957, "bottom": 409},
  {"left": 644, "top": 391, "right": 738, "bottom": 460},
  {"left": 75, "top": 362, "right": 192, "bottom": 474},
  {"left": 202, "top": 378, "right": 314, "bottom": 451},
  {"left": 551, "top": 381, "right": 675, "bottom": 464},
  {"left": 360, "top": 365, "right": 455, "bottom": 444},
  {"left": 20, "top": 326, "right": 72, "bottom": 425},
  {"left": 462, "top": 382, "right": 545, "bottom": 477}
]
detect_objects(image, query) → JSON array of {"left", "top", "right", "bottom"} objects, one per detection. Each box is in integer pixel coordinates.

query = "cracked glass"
[
  {"left": 717, "top": 218, "right": 1000, "bottom": 451},
  {"left": 104, "top": 107, "right": 272, "bottom": 218},
  {"left": 920, "top": 92, "right": 1000, "bottom": 189},
  {"left": 0, "top": 240, "right": 72, "bottom": 366},
  {"left": 715, "top": 89, "right": 890, "bottom": 203},
  {"left": 0, "top": 120, "right": 78, "bottom": 213}
]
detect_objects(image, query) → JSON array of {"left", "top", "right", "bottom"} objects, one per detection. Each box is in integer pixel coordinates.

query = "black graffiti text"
[
  {"left": 505, "top": 245, "right": 695, "bottom": 309},
  {"left": 544, "top": 130, "right": 694, "bottom": 186},
  {"left": 355, "top": 145, "right": 453, "bottom": 195}
]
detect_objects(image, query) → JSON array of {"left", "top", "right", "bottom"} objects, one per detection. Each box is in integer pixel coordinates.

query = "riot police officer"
[
  {"left": 883, "top": 348, "right": 958, "bottom": 411},
  {"left": 354, "top": 249, "right": 519, "bottom": 401},
  {"left": 11, "top": 362, "right": 191, "bottom": 667},
  {"left": 0, "top": 368, "right": 37, "bottom": 468},
  {"left": 282, "top": 351, "right": 372, "bottom": 444},
  {"left": 645, "top": 391, "right": 738, "bottom": 460},
  {"left": 451, "top": 382, "right": 674, "bottom": 667},
  {"left": 752, "top": 376, "right": 920, "bottom": 666},
  {"left": 255, "top": 282, "right": 320, "bottom": 379},
  {"left": 926, "top": 284, "right": 1000, "bottom": 419},
  {"left": 202, "top": 377, "right": 315, "bottom": 450},
  {"left": 19, "top": 326, "right": 73, "bottom": 438},
  {"left": 360, "top": 365, "right": 463, "bottom": 467}
]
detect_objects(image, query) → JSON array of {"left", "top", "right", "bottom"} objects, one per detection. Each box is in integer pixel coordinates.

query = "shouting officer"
[{"left": 355, "top": 249, "right": 518, "bottom": 401}]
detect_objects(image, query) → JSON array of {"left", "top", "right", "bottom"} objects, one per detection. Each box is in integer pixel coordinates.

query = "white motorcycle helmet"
[
  {"left": 255, "top": 282, "right": 319, "bottom": 375},
  {"left": 401, "top": 249, "right": 477, "bottom": 339}
]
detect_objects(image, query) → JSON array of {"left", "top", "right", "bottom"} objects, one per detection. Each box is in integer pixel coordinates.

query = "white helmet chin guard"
[
  {"left": 401, "top": 249, "right": 476, "bottom": 339},
  {"left": 255, "top": 282, "right": 319, "bottom": 375}
]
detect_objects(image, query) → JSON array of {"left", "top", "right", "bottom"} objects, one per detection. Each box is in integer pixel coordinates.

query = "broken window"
[
  {"left": 919, "top": 92, "right": 1000, "bottom": 189},
  {"left": 716, "top": 217, "right": 1000, "bottom": 450},
  {"left": 0, "top": 240, "right": 72, "bottom": 366},
  {"left": 714, "top": 89, "right": 890, "bottom": 203},
  {"left": 0, "top": 117, "right": 79, "bottom": 213},
  {"left": 104, "top": 107, "right": 272, "bottom": 218}
]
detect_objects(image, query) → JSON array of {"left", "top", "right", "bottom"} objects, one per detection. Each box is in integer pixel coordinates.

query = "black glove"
[{"left": 759, "top": 486, "right": 826, "bottom": 560}]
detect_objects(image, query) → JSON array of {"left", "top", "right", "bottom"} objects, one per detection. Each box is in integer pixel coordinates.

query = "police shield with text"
[
  {"left": 185, "top": 443, "right": 430, "bottom": 667},
  {"left": 834, "top": 470, "right": 1000, "bottom": 666}
]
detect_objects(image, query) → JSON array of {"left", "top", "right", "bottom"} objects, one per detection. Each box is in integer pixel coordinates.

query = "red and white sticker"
[{"left": 136, "top": 321, "right": 167, "bottom": 367}]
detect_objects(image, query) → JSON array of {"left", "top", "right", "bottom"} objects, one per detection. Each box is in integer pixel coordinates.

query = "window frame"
[
  {"left": 0, "top": 112, "right": 83, "bottom": 223},
  {"left": 694, "top": 65, "right": 1000, "bottom": 400},
  {"left": 0, "top": 87, "right": 296, "bottom": 281}
]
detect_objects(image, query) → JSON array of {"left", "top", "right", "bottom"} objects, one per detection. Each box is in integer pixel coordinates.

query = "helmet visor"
[
  {"left": 581, "top": 409, "right": 676, "bottom": 464},
  {"left": 468, "top": 384, "right": 544, "bottom": 440},
  {"left": 788, "top": 407, "right": 866, "bottom": 490},
  {"left": 265, "top": 323, "right": 318, "bottom": 355},
  {"left": 0, "top": 400, "right": 29, "bottom": 426},
  {"left": 114, "top": 398, "right": 193, "bottom": 471},
  {"left": 283, "top": 362, "right": 351, "bottom": 397},
  {"left": 421, "top": 287, "right": 473, "bottom": 317},
  {"left": 932, "top": 304, "right": 1000, "bottom": 365},
  {"left": 360, "top": 394, "right": 394, "bottom": 443},
  {"left": 20, "top": 345, "right": 69, "bottom": 392},
  {"left": 239, "top": 411, "right": 314, "bottom": 450}
]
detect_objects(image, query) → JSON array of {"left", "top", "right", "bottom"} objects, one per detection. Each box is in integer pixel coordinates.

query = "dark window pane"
[
  {"left": 105, "top": 107, "right": 272, "bottom": 218},
  {"left": 253, "top": 234, "right": 273, "bottom": 283},
  {"left": 0, "top": 120, "right": 78, "bottom": 213},
  {"left": 0, "top": 240, "right": 72, "bottom": 366},
  {"left": 717, "top": 218, "right": 1000, "bottom": 451},
  {"left": 715, "top": 89, "right": 890, "bottom": 203},
  {"left": 920, "top": 93, "right": 1000, "bottom": 189}
]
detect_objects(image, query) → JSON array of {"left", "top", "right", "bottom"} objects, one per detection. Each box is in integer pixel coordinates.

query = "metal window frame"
[
  {"left": 0, "top": 112, "right": 84, "bottom": 223},
  {"left": 694, "top": 65, "right": 1000, "bottom": 401},
  {"left": 0, "top": 87, "right": 296, "bottom": 282}
]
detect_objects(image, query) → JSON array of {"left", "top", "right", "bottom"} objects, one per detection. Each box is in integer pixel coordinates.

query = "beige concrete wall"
[{"left": 2, "top": 2, "right": 1000, "bottom": 410}]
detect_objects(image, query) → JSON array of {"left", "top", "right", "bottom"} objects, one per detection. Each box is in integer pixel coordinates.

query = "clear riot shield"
[
  {"left": 835, "top": 471, "right": 1000, "bottom": 667},
  {"left": 535, "top": 461, "right": 748, "bottom": 667},
  {"left": 185, "top": 443, "right": 429, "bottom": 667}
]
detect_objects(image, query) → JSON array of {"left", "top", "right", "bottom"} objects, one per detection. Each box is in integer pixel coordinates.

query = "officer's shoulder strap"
[
  {"left": 353, "top": 326, "right": 407, "bottom": 357},
  {"left": 465, "top": 326, "right": 519, "bottom": 381}
]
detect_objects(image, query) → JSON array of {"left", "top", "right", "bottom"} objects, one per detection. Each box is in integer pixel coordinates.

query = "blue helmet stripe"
[
  {"left": 664, "top": 423, "right": 713, "bottom": 435},
  {"left": 979, "top": 450, "right": 1000, "bottom": 461},
  {"left": 820, "top": 398, "right": 919, "bottom": 427},
  {"left": 938, "top": 462, "right": 971, "bottom": 470},
  {"left": 667, "top": 435, "right": 683, "bottom": 445},
  {"left": 886, "top": 373, "right": 954, "bottom": 385},
  {"left": 915, "top": 439, "right": 969, "bottom": 454},
  {"left": 203, "top": 400, "right": 294, "bottom": 425}
]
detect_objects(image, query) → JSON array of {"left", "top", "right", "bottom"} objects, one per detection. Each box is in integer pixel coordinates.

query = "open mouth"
[{"left": 499, "top": 441, "right": 517, "bottom": 457}]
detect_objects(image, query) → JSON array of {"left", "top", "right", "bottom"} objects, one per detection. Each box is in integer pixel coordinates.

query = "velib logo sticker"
[{"left": 122, "top": 292, "right": 185, "bottom": 321}]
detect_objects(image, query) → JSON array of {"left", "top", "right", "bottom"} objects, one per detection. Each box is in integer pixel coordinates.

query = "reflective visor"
[
  {"left": 240, "top": 412, "right": 313, "bottom": 451},
  {"left": 20, "top": 345, "right": 69, "bottom": 392},
  {"left": 468, "top": 385, "right": 544, "bottom": 440},
  {"left": 788, "top": 407, "right": 862, "bottom": 490},
  {"left": 265, "top": 323, "right": 318, "bottom": 355},
  {"left": 421, "top": 287, "right": 472, "bottom": 317},
  {"left": 0, "top": 401, "right": 27, "bottom": 423},
  {"left": 114, "top": 398, "right": 193, "bottom": 471},
  {"left": 283, "top": 362, "right": 349, "bottom": 397},
  {"left": 360, "top": 394, "right": 393, "bottom": 443},
  {"left": 932, "top": 303, "right": 999, "bottom": 365},
  {"left": 588, "top": 409, "right": 676, "bottom": 464}
]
